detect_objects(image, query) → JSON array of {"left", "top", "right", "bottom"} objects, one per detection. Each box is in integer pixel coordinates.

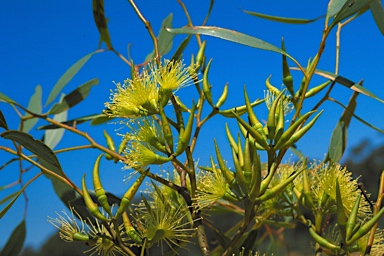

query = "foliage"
[{"left": 1, "top": 1, "right": 384, "bottom": 255}]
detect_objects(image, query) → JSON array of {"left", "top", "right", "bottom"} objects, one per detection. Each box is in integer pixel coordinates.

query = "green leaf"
[
  {"left": 326, "top": 91, "right": 358, "bottom": 162},
  {"left": 243, "top": 10, "right": 322, "bottom": 24},
  {"left": 327, "top": 0, "right": 371, "bottom": 27},
  {"left": 310, "top": 69, "right": 384, "bottom": 104},
  {"left": 0, "top": 220, "right": 26, "bottom": 256},
  {"left": 0, "top": 191, "right": 21, "bottom": 206},
  {"left": 22, "top": 85, "right": 42, "bottom": 133},
  {"left": 241, "top": 229, "right": 259, "bottom": 253},
  {"left": 329, "top": 97, "right": 384, "bottom": 134},
  {"left": 44, "top": 108, "right": 67, "bottom": 149},
  {"left": 203, "top": 0, "right": 215, "bottom": 25},
  {"left": 0, "top": 110, "right": 8, "bottom": 130},
  {"left": 146, "top": 13, "right": 174, "bottom": 60},
  {"left": 37, "top": 113, "right": 108, "bottom": 130},
  {"left": 370, "top": 0, "right": 384, "bottom": 35},
  {"left": 90, "top": 114, "right": 113, "bottom": 125},
  {"left": 1, "top": 130, "right": 64, "bottom": 176},
  {"left": 166, "top": 26, "right": 298, "bottom": 64},
  {"left": 0, "top": 92, "right": 16, "bottom": 104},
  {"left": 0, "top": 191, "right": 22, "bottom": 218},
  {"left": 46, "top": 51, "right": 98, "bottom": 106},
  {"left": 92, "top": 0, "right": 112, "bottom": 48},
  {"left": 171, "top": 35, "right": 191, "bottom": 61},
  {"left": 48, "top": 78, "right": 99, "bottom": 114}
]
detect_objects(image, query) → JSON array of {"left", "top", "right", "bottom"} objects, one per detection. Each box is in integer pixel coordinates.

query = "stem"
[{"left": 127, "top": 0, "right": 160, "bottom": 63}]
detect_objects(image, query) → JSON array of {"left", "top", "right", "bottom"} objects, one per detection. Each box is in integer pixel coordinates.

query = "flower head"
[
  {"left": 123, "top": 118, "right": 171, "bottom": 170},
  {"left": 48, "top": 206, "right": 89, "bottom": 242},
  {"left": 153, "top": 59, "right": 197, "bottom": 91},
  {"left": 105, "top": 73, "right": 159, "bottom": 118},
  {"left": 133, "top": 193, "right": 196, "bottom": 253},
  {"left": 264, "top": 89, "right": 293, "bottom": 116}
]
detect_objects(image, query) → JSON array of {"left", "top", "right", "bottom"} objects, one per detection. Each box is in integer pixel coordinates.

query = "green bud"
[
  {"left": 103, "top": 130, "right": 115, "bottom": 160},
  {"left": 265, "top": 75, "right": 281, "bottom": 95},
  {"left": 215, "top": 83, "right": 228, "bottom": 108},
  {"left": 203, "top": 59, "right": 214, "bottom": 106},
  {"left": 93, "top": 154, "right": 112, "bottom": 216},
  {"left": 82, "top": 175, "right": 109, "bottom": 222}
]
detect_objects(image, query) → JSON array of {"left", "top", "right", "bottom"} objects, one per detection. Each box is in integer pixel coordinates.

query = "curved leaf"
[
  {"left": 243, "top": 10, "right": 323, "bottom": 24},
  {"left": 0, "top": 110, "right": 8, "bottom": 130},
  {"left": 93, "top": 0, "right": 112, "bottom": 48},
  {"left": 326, "top": 91, "right": 358, "bottom": 162},
  {"left": 45, "top": 51, "right": 98, "bottom": 106},
  {"left": 166, "top": 26, "right": 298, "bottom": 64},
  {"left": 0, "top": 92, "right": 16, "bottom": 104},
  {"left": 0, "top": 191, "right": 23, "bottom": 218},
  {"left": 1, "top": 130, "right": 64, "bottom": 176},
  {"left": 293, "top": 68, "right": 384, "bottom": 104},
  {"left": 44, "top": 108, "right": 67, "bottom": 149},
  {"left": 329, "top": 97, "right": 384, "bottom": 134},
  {"left": 0, "top": 220, "right": 26, "bottom": 256},
  {"left": 146, "top": 13, "right": 173, "bottom": 60},
  {"left": 370, "top": 0, "right": 384, "bottom": 35},
  {"left": 48, "top": 78, "right": 99, "bottom": 114},
  {"left": 171, "top": 35, "right": 191, "bottom": 61},
  {"left": 327, "top": 0, "right": 371, "bottom": 27},
  {"left": 22, "top": 85, "right": 42, "bottom": 133}
]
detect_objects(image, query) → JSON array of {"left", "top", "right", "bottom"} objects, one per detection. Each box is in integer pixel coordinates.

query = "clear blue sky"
[{"left": 1, "top": 0, "right": 384, "bottom": 250}]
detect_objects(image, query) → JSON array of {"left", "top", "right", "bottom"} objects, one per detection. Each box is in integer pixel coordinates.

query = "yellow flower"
[
  {"left": 105, "top": 73, "right": 159, "bottom": 118},
  {"left": 264, "top": 90, "right": 293, "bottom": 116},
  {"left": 310, "top": 162, "right": 371, "bottom": 216},
  {"left": 48, "top": 206, "right": 89, "bottom": 242},
  {"left": 153, "top": 59, "right": 197, "bottom": 91},
  {"left": 85, "top": 218, "right": 129, "bottom": 256},
  {"left": 134, "top": 194, "right": 196, "bottom": 253}
]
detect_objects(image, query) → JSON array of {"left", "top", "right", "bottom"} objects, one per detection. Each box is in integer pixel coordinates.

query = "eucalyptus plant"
[{"left": 1, "top": 1, "right": 384, "bottom": 256}]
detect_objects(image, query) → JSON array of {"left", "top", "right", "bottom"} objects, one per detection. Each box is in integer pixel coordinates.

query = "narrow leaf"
[
  {"left": 0, "top": 92, "right": 16, "bottom": 104},
  {"left": 48, "top": 78, "right": 99, "bottom": 114},
  {"left": 243, "top": 10, "right": 322, "bottom": 24},
  {"left": 203, "top": 0, "right": 215, "bottom": 25},
  {"left": 0, "top": 220, "right": 26, "bottom": 256},
  {"left": 328, "top": 0, "right": 371, "bottom": 27},
  {"left": 326, "top": 91, "right": 358, "bottom": 162},
  {"left": 0, "top": 191, "right": 21, "bottom": 206},
  {"left": 93, "top": 0, "right": 112, "bottom": 48},
  {"left": 166, "top": 26, "right": 298, "bottom": 63},
  {"left": 329, "top": 98, "right": 384, "bottom": 134},
  {"left": 46, "top": 51, "right": 98, "bottom": 106},
  {"left": 171, "top": 35, "right": 191, "bottom": 61},
  {"left": 1, "top": 130, "right": 64, "bottom": 176},
  {"left": 44, "top": 109, "right": 67, "bottom": 149},
  {"left": 0, "top": 191, "right": 22, "bottom": 218},
  {"left": 303, "top": 68, "right": 384, "bottom": 104},
  {"left": 370, "top": 0, "right": 384, "bottom": 35},
  {"left": 0, "top": 110, "right": 8, "bottom": 130},
  {"left": 146, "top": 13, "right": 173, "bottom": 60},
  {"left": 22, "top": 85, "right": 42, "bottom": 133}
]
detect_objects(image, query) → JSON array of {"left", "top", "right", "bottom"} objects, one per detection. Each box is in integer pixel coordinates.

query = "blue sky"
[{"left": 1, "top": 0, "right": 384, "bottom": 250}]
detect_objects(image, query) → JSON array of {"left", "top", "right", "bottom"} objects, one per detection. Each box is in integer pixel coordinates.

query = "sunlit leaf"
[
  {"left": 1, "top": 130, "right": 64, "bottom": 176},
  {"left": 0, "top": 92, "right": 16, "bottom": 104},
  {"left": 243, "top": 10, "right": 322, "bottom": 24},
  {"left": 0, "top": 191, "right": 22, "bottom": 218},
  {"left": 293, "top": 68, "right": 384, "bottom": 104},
  {"left": 370, "top": 0, "right": 384, "bottom": 35},
  {"left": 329, "top": 97, "right": 384, "bottom": 134},
  {"left": 44, "top": 106, "right": 67, "bottom": 149},
  {"left": 92, "top": 0, "right": 112, "bottom": 48},
  {"left": 146, "top": 13, "right": 173, "bottom": 60},
  {"left": 0, "top": 191, "right": 21, "bottom": 205},
  {"left": 0, "top": 110, "right": 8, "bottom": 130},
  {"left": 0, "top": 220, "right": 25, "bottom": 256},
  {"left": 48, "top": 78, "right": 99, "bottom": 114},
  {"left": 46, "top": 51, "right": 98, "bottom": 106},
  {"left": 90, "top": 114, "right": 113, "bottom": 125},
  {"left": 327, "top": 0, "right": 371, "bottom": 27},
  {"left": 171, "top": 35, "right": 191, "bottom": 61},
  {"left": 166, "top": 26, "right": 298, "bottom": 64},
  {"left": 326, "top": 91, "right": 358, "bottom": 162},
  {"left": 22, "top": 85, "right": 42, "bottom": 133}
]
